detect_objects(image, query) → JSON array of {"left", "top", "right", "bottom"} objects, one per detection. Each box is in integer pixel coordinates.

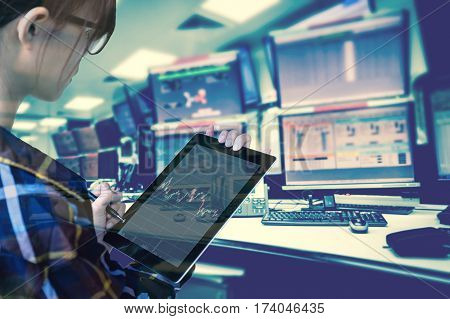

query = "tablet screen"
[{"left": 117, "top": 144, "right": 260, "bottom": 267}]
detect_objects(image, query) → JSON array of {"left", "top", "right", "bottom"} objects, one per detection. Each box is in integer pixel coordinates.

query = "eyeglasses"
[{"left": 66, "top": 15, "right": 111, "bottom": 55}]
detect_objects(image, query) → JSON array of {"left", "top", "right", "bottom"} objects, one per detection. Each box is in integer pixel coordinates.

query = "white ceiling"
[{"left": 18, "top": 0, "right": 335, "bottom": 126}]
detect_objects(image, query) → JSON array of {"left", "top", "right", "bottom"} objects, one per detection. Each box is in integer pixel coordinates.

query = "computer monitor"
[
  {"left": 263, "top": 36, "right": 276, "bottom": 88},
  {"left": 57, "top": 156, "right": 81, "bottom": 176},
  {"left": 428, "top": 86, "right": 450, "bottom": 181},
  {"left": 98, "top": 150, "right": 119, "bottom": 180},
  {"left": 72, "top": 126, "right": 101, "bottom": 154},
  {"left": 271, "top": 13, "right": 409, "bottom": 107},
  {"left": 421, "top": 74, "right": 450, "bottom": 204},
  {"left": 52, "top": 131, "right": 79, "bottom": 157},
  {"left": 281, "top": 103, "right": 419, "bottom": 190},
  {"left": 113, "top": 100, "right": 138, "bottom": 137},
  {"left": 148, "top": 52, "right": 244, "bottom": 123},
  {"left": 95, "top": 118, "right": 122, "bottom": 149},
  {"left": 238, "top": 47, "right": 260, "bottom": 106},
  {"left": 80, "top": 154, "right": 98, "bottom": 181}
]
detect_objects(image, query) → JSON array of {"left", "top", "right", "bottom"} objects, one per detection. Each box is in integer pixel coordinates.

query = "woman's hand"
[
  {"left": 205, "top": 125, "right": 252, "bottom": 151},
  {"left": 90, "top": 182, "right": 126, "bottom": 244}
]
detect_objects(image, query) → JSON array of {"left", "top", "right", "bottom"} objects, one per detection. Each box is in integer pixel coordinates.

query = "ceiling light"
[
  {"left": 111, "top": 49, "right": 177, "bottom": 81},
  {"left": 17, "top": 102, "right": 30, "bottom": 114},
  {"left": 201, "top": 0, "right": 279, "bottom": 23},
  {"left": 40, "top": 117, "right": 68, "bottom": 127},
  {"left": 12, "top": 120, "right": 37, "bottom": 131},
  {"left": 65, "top": 96, "right": 104, "bottom": 111}
]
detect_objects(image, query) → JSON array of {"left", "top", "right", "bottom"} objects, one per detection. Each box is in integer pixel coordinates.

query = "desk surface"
[{"left": 214, "top": 201, "right": 450, "bottom": 283}]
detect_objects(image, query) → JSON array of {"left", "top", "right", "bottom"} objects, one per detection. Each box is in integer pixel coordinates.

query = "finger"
[
  {"left": 110, "top": 203, "right": 126, "bottom": 217},
  {"left": 93, "top": 183, "right": 113, "bottom": 207},
  {"left": 244, "top": 135, "right": 252, "bottom": 148},
  {"left": 106, "top": 219, "right": 118, "bottom": 229},
  {"left": 225, "top": 130, "right": 238, "bottom": 147},
  {"left": 264, "top": 147, "right": 272, "bottom": 155},
  {"left": 205, "top": 124, "right": 214, "bottom": 137},
  {"left": 90, "top": 181, "right": 102, "bottom": 196},
  {"left": 218, "top": 130, "right": 228, "bottom": 143},
  {"left": 232, "top": 135, "right": 251, "bottom": 151}
]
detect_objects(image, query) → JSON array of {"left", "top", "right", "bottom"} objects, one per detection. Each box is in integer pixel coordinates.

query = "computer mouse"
[
  {"left": 173, "top": 213, "right": 186, "bottom": 222},
  {"left": 349, "top": 217, "right": 368, "bottom": 233}
]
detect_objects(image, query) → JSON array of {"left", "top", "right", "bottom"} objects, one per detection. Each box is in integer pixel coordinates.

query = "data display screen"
[
  {"left": 52, "top": 131, "right": 79, "bottom": 157},
  {"left": 274, "top": 15, "right": 407, "bottom": 107},
  {"left": 430, "top": 87, "right": 450, "bottom": 180},
  {"left": 113, "top": 102, "right": 137, "bottom": 137},
  {"left": 73, "top": 127, "right": 101, "bottom": 154},
  {"left": 149, "top": 59, "right": 243, "bottom": 123},
  {"left": 282, "top": 105, "right": 415, "bottom": 187},
  {"left": 118, "top": 144, "right": 260, "bottom": 267}
]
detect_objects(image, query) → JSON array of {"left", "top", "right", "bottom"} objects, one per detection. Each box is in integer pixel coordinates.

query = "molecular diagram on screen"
[{"left": 184, "top": 89, "right": 208, "bottom": 108}]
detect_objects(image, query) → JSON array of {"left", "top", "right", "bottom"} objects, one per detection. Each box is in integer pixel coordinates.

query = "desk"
[{"left": 213, "top": 201, "right": 450, "bottom": 285}]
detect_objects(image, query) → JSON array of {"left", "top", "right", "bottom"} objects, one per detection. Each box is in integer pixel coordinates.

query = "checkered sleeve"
[{"left": 0, "top": 163, "right": 140, "bottom": 298}]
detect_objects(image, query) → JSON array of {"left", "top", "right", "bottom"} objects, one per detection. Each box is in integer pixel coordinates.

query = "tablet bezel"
[{"left": 104, "top": 133, "right": 276, "bottom": 283}]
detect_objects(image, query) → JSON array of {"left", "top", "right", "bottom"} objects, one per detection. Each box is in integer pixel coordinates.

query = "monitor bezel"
[{"left": 277, "top": 102, "right": 421, "bottom": 195}]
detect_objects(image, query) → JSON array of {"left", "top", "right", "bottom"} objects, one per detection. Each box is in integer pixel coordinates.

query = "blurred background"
[{"left": 12, "top": 0, "right": 450, "bottom": 297}]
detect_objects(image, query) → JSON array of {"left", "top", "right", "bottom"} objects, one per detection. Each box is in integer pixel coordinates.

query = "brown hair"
[
  {"left": 42, "top": 0, "right": 116, "bottom": 48},
  {"left": 1, "top": 1, "right": 116, "bottom": 44}
]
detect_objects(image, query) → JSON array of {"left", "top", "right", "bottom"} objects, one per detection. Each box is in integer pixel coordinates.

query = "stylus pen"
[{"left": 88, "top": 191, "right": 126, "bottom": 223}]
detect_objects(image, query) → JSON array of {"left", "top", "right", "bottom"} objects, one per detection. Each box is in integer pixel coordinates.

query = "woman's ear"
[{"left": 17, "top": 7, "right": 50, "bottom": 48}]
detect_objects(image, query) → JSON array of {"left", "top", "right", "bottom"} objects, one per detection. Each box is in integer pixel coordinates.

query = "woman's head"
[{"left": 0, "top": 0, "right": 116, "bottom": 101}]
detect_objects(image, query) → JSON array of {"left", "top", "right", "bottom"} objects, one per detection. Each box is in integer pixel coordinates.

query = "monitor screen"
[
  {"left": 80, "top": 154, "right": 99, "bottom": 181},
  {"left": 273, "top": 14, "right": 407, "bottom": 107},
  {"left": 155, "top": 133, "right": 193, "bottom": 174},
  {"left": 238, "top": 48, "right": 260, "bottom": 105},
  {"left": 99, "top": 150, "right": 119, "bottom": 180},
  {"left": 117, "top": 143, "right": 261, "bottom": 268},
  {"left": 281, "top": 104, "right": 416, "bottom": 189},
  {"left": 113, "top": 101, "right": 138, "bottom": 137},
  {"left": 52, "top": 131, "right": 79, "bottom": 157},
  {"left": 133, "top": 92, "right": 153, "bottom": 117},
  {"left": 430, "top": 87, "right": 450, "bottom": 180},
  {"left": 57, "top": 157, "right": 81, "bottom": 176},
  {"left": 72, "top": 127, "right": 101, "bottom": 154},
  {"left": 149, "top": 53, "right": 243, "bottom": 123},
  {"left": 95, "top": 118, "right": 122, "bottom": 149}
]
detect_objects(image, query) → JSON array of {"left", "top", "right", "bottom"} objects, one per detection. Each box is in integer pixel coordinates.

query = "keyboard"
[
  {"left": 262, "top": 210, "right": 388, "bottom": 227},
  {"left": 335, "top": 204, "right": 413, "bottom": 215}
]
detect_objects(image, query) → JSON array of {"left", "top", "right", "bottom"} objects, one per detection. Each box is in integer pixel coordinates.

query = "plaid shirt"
[{"left": 0, "top": 127, "right": 173, "bottom": 298}]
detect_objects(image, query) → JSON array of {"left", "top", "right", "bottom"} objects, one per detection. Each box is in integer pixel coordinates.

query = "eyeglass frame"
[{"left": 66, "top": 15, "right": 111, "bottom": 55}]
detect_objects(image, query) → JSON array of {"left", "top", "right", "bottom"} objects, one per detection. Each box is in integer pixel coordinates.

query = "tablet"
[{"left": 104, "top": 134, "right": 276, "bottom": 283}]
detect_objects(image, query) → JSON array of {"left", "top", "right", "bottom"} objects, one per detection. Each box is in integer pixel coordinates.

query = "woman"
[{"left": 0, "top": 0, "right": 251, "bottom": 298}]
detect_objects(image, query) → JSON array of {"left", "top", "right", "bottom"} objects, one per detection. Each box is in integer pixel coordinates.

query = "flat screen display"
[
  {"left": 95, "top": 118, "right": 122, "bottom": 149},
  {"left": 149, "top": 59, "right": 243, "bottom": 123},
  {"left": 282, "top": 104, "right": 415, "bottom": 188},
  {"left": 274, "top": 14, "right": 407, "bottom": 107},
  {"left": 117, "top": 144, "right": 260, "bottom": 267},
  {"left": 73, "top": 127, "right": 101, "bottom": 154},
  {"left": 52, "top": 131, "right": 79, "bottom": 157},
  {"left": 430, "top": 87, "right": 450, "bottom": 180}
]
